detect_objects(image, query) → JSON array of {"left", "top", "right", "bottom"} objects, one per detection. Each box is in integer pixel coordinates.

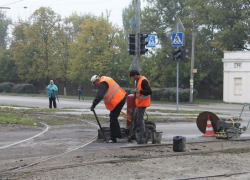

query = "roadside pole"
[
  {"left": 190, "top": 14, "right": 196, "bottom": 103},
  {"left": 172, "top": 18, "right": 185, "bottom": 111},
  {"left": 135, "top": 0, "right": 140, "bottom": 72},
  {"left": 176, "top": 25, "right": 180, "bottom": 111}
]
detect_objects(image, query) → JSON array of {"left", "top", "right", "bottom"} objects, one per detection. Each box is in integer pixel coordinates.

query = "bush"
[
  {"left": 91, "top": 86, "right": 197, "bottom": 102},
  {"left": 0, "top": 82, "right": 14, "bottom": 93},
  {"left": 151, "top": 87, "right": 197, "bottom": 102},
  {"left": 123, "top": 87, "right": 133, "bottom": 95},
  {"left": 90, "top": 89, "right": 98, "bottom": 96},
  {"left": 13, "top": 83, "right": 37, "bottom": 94}
]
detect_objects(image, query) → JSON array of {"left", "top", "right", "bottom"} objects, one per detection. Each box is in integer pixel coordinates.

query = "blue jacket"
[{"left": 47, "top": 84, "right": 58, "bottom": 98}]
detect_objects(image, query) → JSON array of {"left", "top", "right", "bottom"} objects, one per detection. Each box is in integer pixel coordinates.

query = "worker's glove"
[
  {"left": 90, "top": 106, "right": 95, "bottom": 111},
  {"left": 133, "top": 88, "right": 140, "bottom": 93}
]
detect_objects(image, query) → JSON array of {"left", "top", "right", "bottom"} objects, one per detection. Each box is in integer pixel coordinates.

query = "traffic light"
[
  {"left": 181, "top": 49, "right": 188, "bottom": 61},
  {"left": 128, "top": 34, "right": 135, "bottom": 55},
  {"left": 173, "top": 48, "right": 181, "bottom": 60},
  {"left": 140, "top": 34, "right": 148, "bottom": 55}
]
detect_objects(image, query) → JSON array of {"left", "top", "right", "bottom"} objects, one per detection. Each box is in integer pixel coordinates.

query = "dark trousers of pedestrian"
[
  {"left": 78, "top": 92, "right": 84, "bottom": 100},
  {"left": 132, "top": 107, "right": 146, "bottom": 136},
  {"left": 49, "top": 98, "right": 57, "bottom": 108},
  {"left": 109, "top": 97, "right": 126, "bottom": 139}
]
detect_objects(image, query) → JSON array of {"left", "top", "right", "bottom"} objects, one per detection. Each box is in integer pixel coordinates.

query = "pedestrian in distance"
[
  {"left": 129, "top": 70, "right": 152, "bottom": 144},
  {"left": 46, "top": 80, "right": 58, "bottom": 108},
  {"left": 78, "top": 85, "right": 84, "bottom": 100},
  {"left": 90, "top": 75, "right": 126, "bottom": 143}
]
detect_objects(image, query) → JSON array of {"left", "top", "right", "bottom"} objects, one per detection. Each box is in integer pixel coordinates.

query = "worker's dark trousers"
[
  {"left": 49, "top": 98, "right": 57, "bottom": 108},
  {"left": 109, "top": 97, "right": 126, "bottom": 139},
  {"left": 132, "top": 107, "right": 146, "bottom": 136}
]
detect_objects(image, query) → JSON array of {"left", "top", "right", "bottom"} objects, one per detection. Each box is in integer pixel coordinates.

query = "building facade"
[{"left": 222, "top": 51, "right": 250, "bottom": 103}]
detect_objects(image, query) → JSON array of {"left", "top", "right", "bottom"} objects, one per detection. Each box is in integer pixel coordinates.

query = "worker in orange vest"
[
  {"left": 90, "top": 75, "right": 126, "bottom": 143},
  {"left": 129, "top": 70, "right": 152, "bottom": 144}
]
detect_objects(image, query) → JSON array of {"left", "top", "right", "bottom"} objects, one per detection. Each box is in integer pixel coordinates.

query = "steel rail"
[
  {"left": 0, "top": 117, "right": 100, "bottom": 176},
  {"left": 175, "top": 171, "right": 250, "bottom": 180},
  {"left": 1, "top": 143, "right": 250, "bottom": 178},
  {"left": 0, "top": 122, "right": 49, "bottom": 150}
]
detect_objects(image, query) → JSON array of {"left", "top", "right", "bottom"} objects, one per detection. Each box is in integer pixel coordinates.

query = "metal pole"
[
  {"left": 176, "top": 24, "right": 180, "bottom": 111},
  {"left": 135, "top": 0, "right": 140, "bottom": 72},
  {"left": 177, "top": 61, "right": 179, "bottom": 111},
  {"left": 93, "top": 110, "right": 106, "bottom": 141},
  {"left": 190, "top": 14, "right": 196, "bottom": 103},
  {"left": 128, "top": 0, "right": 141, "bottom": 140}
]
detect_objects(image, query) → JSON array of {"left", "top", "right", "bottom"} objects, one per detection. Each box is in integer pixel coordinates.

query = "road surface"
[{"left": 1, "top": 95, "right": 250, "bottom": 138}]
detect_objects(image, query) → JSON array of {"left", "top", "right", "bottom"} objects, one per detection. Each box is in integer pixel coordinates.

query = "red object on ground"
[
  {"left": 126, "top": 94, "right": 135, "bottom": 129},
  {"left": 202, "top": 115, "right": 216, "bottom": 137}
]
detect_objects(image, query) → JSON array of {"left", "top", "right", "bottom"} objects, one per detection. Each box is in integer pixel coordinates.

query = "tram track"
[
  {"left": 1, "top": 112, "right": 250, "bottom": 179},
  {"left": 0, "top": 116, "right": 102, "bottom": 178},
  {"left": 0, "top": 122, "right": 49, "bottom": 150},
  {"left": 1, "top": 135, "right": 250, "bottom": 179}
]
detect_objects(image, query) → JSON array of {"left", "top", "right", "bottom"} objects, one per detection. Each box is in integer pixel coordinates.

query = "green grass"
[
  {"left": 40, "top": 116, "right": 83, "bottom": 125},
  {"left": 0, "top": 109, "right": 36, "bottom": 126},
  {"left": 192, "top": 99, "right": 225, "bottom": 104},
  {"left": 147, "top": 109, "right": 202, "bottom": 114},
  {"left": 79, "top": 114, "right": 112, "bottom": 123},
  {"left": 0, "top": 103, "right": 36, "bottom": 108},
  {"left": 0, "top": 104, "right": 113, "bottom": 126},
  {"left": 0, "top": 108, "right": 86, "bottom": 126},
  {"left": 221, "top": 148, "right": 250, "bottom": 154}
]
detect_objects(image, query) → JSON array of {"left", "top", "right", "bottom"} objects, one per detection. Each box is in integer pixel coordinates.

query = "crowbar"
[{"left": 93, "top": 109, "right": 106, "bottom": 141}]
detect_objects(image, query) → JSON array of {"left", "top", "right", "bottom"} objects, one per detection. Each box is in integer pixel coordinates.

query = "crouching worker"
[
  {"left": 129, "top": 70, "right": 152, "bottom": 144},
  {"left": 90, "top": 75, "right": 126, "bottom": 143}
]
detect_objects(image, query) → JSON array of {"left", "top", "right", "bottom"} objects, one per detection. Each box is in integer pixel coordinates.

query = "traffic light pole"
[
  {"left": 176, "top": 24, "right": 181, "bottom": 111},
  {"left": 135, "top": 0, "right": 140, "bottom": 72}
]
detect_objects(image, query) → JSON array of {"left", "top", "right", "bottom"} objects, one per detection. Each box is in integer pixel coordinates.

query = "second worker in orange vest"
[
  {"left": 129, "top": 70, "right": 152, "bottom": 144},
  {"left": 90, "top": 75, "right": 126, "bottom": 143}
]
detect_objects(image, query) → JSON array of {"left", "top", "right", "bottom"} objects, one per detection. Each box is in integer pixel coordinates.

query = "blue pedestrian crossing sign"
[
  {"left": 147, "top": 35, "right": 156, "bottom": 48},
  {"left": 172, "top": 32, "right": 184, "bottom": 47}
]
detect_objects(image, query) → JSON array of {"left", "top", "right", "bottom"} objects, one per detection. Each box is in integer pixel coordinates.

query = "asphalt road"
[
  {"left": 1, "top": 95, "right": 250, "bottom": 139},
  {"left": 1, "top": 94, "right": 250, "bottom": 117}
]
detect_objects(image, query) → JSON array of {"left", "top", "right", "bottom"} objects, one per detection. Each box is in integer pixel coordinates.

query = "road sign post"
[{"left": 172, "top": 18, "right": 185, "bottom": 111}]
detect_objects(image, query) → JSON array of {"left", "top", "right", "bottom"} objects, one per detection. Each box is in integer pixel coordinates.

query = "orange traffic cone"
[{"left": 202, "top": 115, "right": 216, "bottom": 137}]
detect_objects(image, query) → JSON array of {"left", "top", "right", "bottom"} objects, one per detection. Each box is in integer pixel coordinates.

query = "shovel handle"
[{"left": 93, "top": 109, "right": 106, "bottom": 141}]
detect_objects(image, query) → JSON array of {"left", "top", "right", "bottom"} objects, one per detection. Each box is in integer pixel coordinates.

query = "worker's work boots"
[{"left": 135, "top": 132, "right": 148, "bottom": 144}]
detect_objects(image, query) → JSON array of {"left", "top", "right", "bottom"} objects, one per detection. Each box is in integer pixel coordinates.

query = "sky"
[{"left": 0, "top": 0, "right": 147, "bottom": 27}]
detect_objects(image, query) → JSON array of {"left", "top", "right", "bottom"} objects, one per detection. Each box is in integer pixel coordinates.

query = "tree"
[
  {"left": 68, "top": 17, "right": 131, "bottom": 86},
  {"left": 123, "top": 0, "right": 250, "bottom": 98},
  {"left": 122, "top": 0, "right": 136, "bottom": 37},
  {"left": 10, "top": 7, "right": 62, "bottom": 85},
  {"left": 0, "top": 50, "right": 18, "bottom": 81},
  {"left": 0, "top": 11, "right": 12, "bottom": 50},
  {"left": 0, "top": 11, "right": 16, "bottom": 82}
]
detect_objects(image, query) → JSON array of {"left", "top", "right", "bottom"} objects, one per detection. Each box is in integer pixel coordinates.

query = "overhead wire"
[
  {"left": 2, "top": 0, "right": 118, "bottom": 8},
  {"left": 0, "top": 0, "right": 23, "bottom": 7}
]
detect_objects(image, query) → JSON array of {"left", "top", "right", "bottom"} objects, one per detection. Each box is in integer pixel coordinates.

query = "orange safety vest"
[
  {"left": 135, "top": 76, "right": 151, "bottom": 107},
  {"left": 100, "top": 76, "right": 126, "bottom": 111}
]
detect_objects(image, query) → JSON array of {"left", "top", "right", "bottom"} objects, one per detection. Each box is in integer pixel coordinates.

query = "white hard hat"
[{"left": 90, "top": 75, "right": 99, "bottom": 84}]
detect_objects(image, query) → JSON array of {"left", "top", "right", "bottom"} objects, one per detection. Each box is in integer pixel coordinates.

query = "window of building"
[
  {"left": 234, "top": 78, "right": 242, "bottom": 96},
  {"left": 234, "top": 63, "right": 242, "bottom": 68}
]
